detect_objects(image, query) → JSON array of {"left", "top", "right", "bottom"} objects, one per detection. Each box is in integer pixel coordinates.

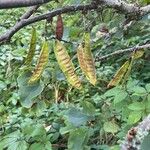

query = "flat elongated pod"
[
  {"left": 77, "top": 43, "right": 88, "bottom": 76},
  {"left": 28, "top": 41, "right": 49, "bottom": 84},
  {"left": 25, "top": 28, "right": 36, "bottom": 66},
  {"left": 121, "top": 59, "right": 133, "bottom": 85},
  {"left": 107, "top": 61, "right": 130, "bottom": 88},
  {"left": 83, "top": 33, "right": 97, "bottom": 85},
  {"left": 131, "top": 49, "right": 144, "bottom": 59},
  {"left": 54, "top": 40, "right": 82, "bottom": 89},
  {"left": 121, "top": 50, "right": 144, "bottom": 85},
  {"left": 56, "top": 14, "right": 64, "bottom": 40}
]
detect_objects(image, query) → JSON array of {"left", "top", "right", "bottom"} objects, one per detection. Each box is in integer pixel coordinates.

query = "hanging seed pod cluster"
[
  {"left": 54, "top": 14, "right": 97, "bottom": 88},
  {"left": 23, "top": 14, "right": 144, "bottom": 90},
  {"left": 23, "top": 28, "right": 49, "bottom": 84},
  {"left": 54, "top": 33, "right": 97, "bottom": 89},
  {"left": 24, "top": 15, "right": 98, "bottom": 89}
]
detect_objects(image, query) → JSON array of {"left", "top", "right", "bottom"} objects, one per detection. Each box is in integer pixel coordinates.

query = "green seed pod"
[{"left": 25, "top": 28, "right": 36, "bottom": 66}]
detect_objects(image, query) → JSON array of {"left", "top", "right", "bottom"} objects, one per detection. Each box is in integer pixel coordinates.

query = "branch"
[
  {"left": 121, "top": 114, "right": 150, "bottom": 150},
  {"left": 0, "top": 3, "right": 98, "bottom": 44},
  {"left": 20, "top": 6, "right": 39, "bottom": 20},
  {"left": 0, "top": 0, "right": 52, "bottom": 9},
  {"left": 0, "top": 0, "right": 150, "bottom": 44},
  {"left": 96, "top": 0, "right": 150, "bottom": 18},
  {"left": 0, "top": 6, "right": 39, "bottom": 44},
  {"left": 95, "top": 43, "right": 150, "bottom": 62}
]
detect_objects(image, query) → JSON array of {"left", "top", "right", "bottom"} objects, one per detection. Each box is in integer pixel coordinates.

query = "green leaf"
[
  {"left": 68, "top": 128, "right": 89, "bottom": 150},
  {"left": 17, "top": 71, "right": 44, "bottom": 108},
  {"left": 148, "top": 94, "right": 150, "bottom": 101},
  {"left": 22, "top": 123, "right": 35, "bottom": 136},
  {"left": 104, "top": 87, "right": 121, "bottom": 97},
  {"left": 45, "top": 141, "right": 52, "bottom": 150},
  {"left": 132, "top": 86, "right": 147, "bottom": 95},
  {"left": 128, "top": 102, "right": 145, "bottom": 111},
  {"left": 0, "top": 131, "right": 22, "bottom": 150},
  {"left": 30, "top": 124, "right": 46, "bottom": 138},
  {"left": 60, "top": 124, "right": 75, "bottom": 135},
  {"left": 111, "top": 145, "right": 120, "bottom": 150},
  {"left": 113, "top": 90, "right": 127, "bottom": 104},
  {"left": 22, "top": 122, "right": 46, "bottom": 141},
  {"left": 103, "top": 121, "right": 119, "bottom": 134},
  {"left": 0, "top": 81, "right": 7, "bottom": 91},
  {"left": 29, "top": 143, "right": 45, "bottom": 150},
  {"left": 7, "top": 141, "right": 28, "bottom": 150},
  {"left": 127, "top": 111, "right": 142, "bottom": 124},
  {"left": 81, "top": 101, "right": 96, "bottom": 115},
  {"left": 146, "top": 83, "right": 150, "bottom": 93},
  {"left": 65, "top": 107, "right": 93, "bottom": 127}
]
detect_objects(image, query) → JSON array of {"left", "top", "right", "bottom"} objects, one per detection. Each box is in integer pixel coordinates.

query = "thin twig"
[
  {"left": 20, "top": 5, "right": 39, "bottom": 20},
  {"left": 95, "top": 43, "right": 150, "bottom": 62}
]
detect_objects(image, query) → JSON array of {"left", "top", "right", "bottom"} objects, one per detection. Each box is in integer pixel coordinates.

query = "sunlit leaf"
[{"left": 103, "top": 121, "right": 119, "bottom": 134}]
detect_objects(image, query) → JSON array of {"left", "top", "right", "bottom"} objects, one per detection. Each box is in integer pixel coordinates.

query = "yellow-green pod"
[
  {"left": 77, "top": 43, "right": 87, "bottom": 76},
  {"left": 131, "top": 49, "right": 144, "bottom": 59},
  {"left": 28, "top": 41, "right": 49, "bottom": 84},
  {"left": 107, "top": 61, "right": 130, "bottom": 88},
  {"left": 25, "top": 28, "right": 36, "bottom": 66},
  {"left": 54, "top": 40, "right": 82, "bottom": 89},
  {"left": 121, "top": 50, "right": 144, "bottom": 85},
  {"left": 83, "top": 33, "right": 97, "bottom": 85}
]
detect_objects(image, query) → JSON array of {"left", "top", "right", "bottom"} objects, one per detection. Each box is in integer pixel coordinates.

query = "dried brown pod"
[{"left": 55, "top": 14, "right": 64, "bottom": 40}]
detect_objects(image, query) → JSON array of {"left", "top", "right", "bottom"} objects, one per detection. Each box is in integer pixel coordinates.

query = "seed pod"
[
  {"left": 107, "top": 61, "right": 130, "bottom": 88},
  {"left": 54, "top": 40, "right": 82, "bottom": 89},
  {"left": 28, "top": 41, "right": 49, "bottom": 84},
  {"left": 77, "top": 43, "right": 87, "bottom": 76},
  {"left": 25, "top": 28, "right": 36, "bottom": 66},
  {"left": 56, "top": 14, "right": 63, "bottom": 40},
  {"left": 83, "top": 33, "right": 97, "bottom": 85},
  {"left": 131, "top": 49, "right": 144, "bottom": 59}
]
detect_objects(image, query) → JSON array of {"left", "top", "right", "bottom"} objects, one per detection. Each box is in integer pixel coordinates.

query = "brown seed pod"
[{"left": 56, "top": 14, "right": 64, "bottom": 40}]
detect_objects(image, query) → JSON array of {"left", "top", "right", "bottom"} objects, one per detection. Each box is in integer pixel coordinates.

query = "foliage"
[{"left": 0, "top": 0, "right": 150, "bottom": 150}]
